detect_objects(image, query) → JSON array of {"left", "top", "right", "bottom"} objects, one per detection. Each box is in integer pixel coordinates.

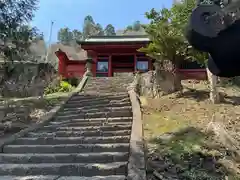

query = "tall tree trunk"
[
  {"left": 154, "top": 60, "right": 182, "bottom": 95},
  {"left": 153, "top": 61, "right": 165, "bottom": 97},
  {"left": 172, "top": 68, "right": 183, "bottom": 92},
  {"left": 206, "top": 67, "right": 220, "bottom": 104},
  {"left": 172, "top": 61, "right": 183, "bottom": 92}
]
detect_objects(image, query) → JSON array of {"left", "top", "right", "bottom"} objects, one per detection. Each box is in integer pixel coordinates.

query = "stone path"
[{"left": 0, "top": 77, "right": 134, "bottom": 179}]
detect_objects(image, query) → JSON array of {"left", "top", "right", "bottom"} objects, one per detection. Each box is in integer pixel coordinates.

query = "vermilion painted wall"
[
  {"left": 55, "top": 50, "right": 86, "bottom": 78},
  {"left": 65, "top": 63, "right": 86, "bottom": 78},
  {"left": 179, "top": 69, "right": 207, "bottom": 80}
]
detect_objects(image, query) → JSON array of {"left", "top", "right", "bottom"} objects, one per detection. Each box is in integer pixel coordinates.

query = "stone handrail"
[{"left": 127, "top": 73, "right": 146, "bottom": 180}]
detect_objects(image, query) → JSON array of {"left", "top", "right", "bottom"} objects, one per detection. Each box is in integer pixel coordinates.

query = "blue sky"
[{"left": 31, "top": 0, "right": 173, "bottom": 43}]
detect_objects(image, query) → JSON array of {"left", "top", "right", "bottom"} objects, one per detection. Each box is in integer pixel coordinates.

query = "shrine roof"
[
  {"left": 77, "top": 35, "right": 150, "bottom": 45},
  {"left": 51, "top": 43, "right": 88, "bottom": 61}
]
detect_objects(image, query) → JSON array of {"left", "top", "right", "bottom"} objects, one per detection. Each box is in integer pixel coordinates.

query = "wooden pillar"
[
  {"left": 108, "top": 55, "right": 112, "bottom": 77},
  {"left": 92, "top": 55, "right": 97, "bottom": 77},
  {"left": 148, "top": 58, "right": 152, "bottom": 70},
  {"left": 134, "top": 54, "right": 137, "bottom": 72}
]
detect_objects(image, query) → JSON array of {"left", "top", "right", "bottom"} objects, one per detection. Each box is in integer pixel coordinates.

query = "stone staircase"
[
  {"left": 0, "top": 76, "right": 136, "bottom": 179},
  {"left": 83, "top": 77, "right": 133, "bottom": 94}
]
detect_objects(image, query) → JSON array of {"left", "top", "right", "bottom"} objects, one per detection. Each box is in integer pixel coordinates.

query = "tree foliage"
[
  {"left": 57, "top": 15, "right": 117, "bottom": 42},
  {"left": 82, "top": 15, "right": 98, "bottom": 39},
  {"left": 132, "top": 20, "right": 141, "bottom": 31},
  {"left": 125, "top": 25, "right": 133, "bottom": 31},
  {"left": 72, "top": 29, "right": 82, "bottom": 41},
  {"left": 83, "top": 15, "right": 94, "bottom": 24},
  {"left": 57, "top": 28, "right": 83, "bottom": 45},
  {"left": 57, "top": 28, "right": 73, "bottom": 45},
  {"left": 0, "top": 0, "right": 38, "bottom": 28},
  {"left": 95, "top": 23, "right": 104, "bottom": 36},
  {"left": 140, "top": 0, "right": 207, "bottom": 67},
  {"left": 124, "top": 21, "right": 144, "bottom": 34},
  {"left": 0, "top": 0, "right": 40, "bottom": 62},
  {"left": 104, "top": 24, "right": 116, "bottom": 36}
]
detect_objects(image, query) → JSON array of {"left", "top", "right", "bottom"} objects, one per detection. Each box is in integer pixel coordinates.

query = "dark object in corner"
[{"left": 186, "top": 17, "right": 240, "bottom": 77}]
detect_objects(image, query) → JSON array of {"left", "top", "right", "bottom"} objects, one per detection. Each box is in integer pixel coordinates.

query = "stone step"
[
  {"left": 84, "top": 83, "right": 127, "bottom": 87},
  {"left": 85, "top": 82, "right": 128, "bottom": 85},
  {"left": 63, "top": 101, "right": 131, "bottom": 109},
  {"left": 85, "top": 80, "right": 127, "bottom": 83},
  {"left": 64, "top": 100, "right": 130, "bottom": 108},
  {"left": 0, "top": 162, "right": 127, "bottom": 176},
  {"left": 0, "top": 176, "right": 59, "bottom": 180},
  {"left": 88, "top": 78, "right": 132, "bottom": 81},
  {"left": 50, "top": 117, "right": 133, "bottom": 124},
  {"left": 84, "top": 86, "right": 127, "bottom": 89},
  {"left": 12, "top": 136, "right": 130, "bottom": 145},
  {"left": 0, "top": 176, "right": 126, "bottom": 180},
  {"left": 84, "top": 82, "right": 127, "bottom": 86},
  {"left": 84, "top": 84, "right": 128, "bottom": 87},
  {"left": 67, "top": 97, "right": 130, "bottom": 105},
  {"left": 55, "top": 111, "right": 132, "bottom": 120},
  {"left": 86, "top": 81, "right": 128, "bottom": 83},
  {"left": 0, "top": 152, "right": 128, "bottom": 164},
  {"left": 70, "top": 94, "right": 129, "bottom": 101},
  {"left": 39, "top": 124, "right": 132, "bottom": 132},
  {"left": 57, "top": 176, "right": 126, "bottom": 180},
  {"left": 27, "top": 130, "right": 131, "bottom": 138},
  {"left": 46, "top": 121, "right": 131, "bottom": 128},
  {"left": 58, "top": 106, "right": 132, "bottom": 115},
  {"left": 83, "top": 89, "right": 127, "bottom": 94},
  {"left": 78, "top": 92, "right": 128, "bottom": 96},
  {"left": 57, "top": 110, "right": 132, "bottom": 118},
  {"left": 64, "top": 99, "right": 130, "bottom": 107},
  {"left": 84, "top": 84, "right": 129, "bottom": 87},
  {"left": 3, "top": 143, "right": 129, "bottom": 153}
]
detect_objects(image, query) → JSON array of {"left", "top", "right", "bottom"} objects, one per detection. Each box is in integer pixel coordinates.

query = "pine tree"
[{"left": 104, "top": 24, "right": 116, "bottom": 36}]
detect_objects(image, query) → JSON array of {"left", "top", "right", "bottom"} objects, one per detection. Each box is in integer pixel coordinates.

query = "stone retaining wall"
[
  {"left": 0, "top": 62, "right": 56, "bottom": 97},
  {"left": 136, "top": 70, "right": 180, "bottom": 98}
]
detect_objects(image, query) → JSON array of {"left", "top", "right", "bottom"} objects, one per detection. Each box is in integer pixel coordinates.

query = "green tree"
[
  {"left": 126, "top": 25, "right": 133, "bottom": 31},
  {"left": 132, "top": 20, "right": 141, "bottom": 31},
  {"left": 104, "top": 24, "right": 116, "bottom": 36},
  {"left": 95, "top": 23, "right": 104, "bottom": 36},
  {"left": 171, "top": 0, "right": 219, "bottom": 103},
  {"left": 57, "top": 27, "right": 73, "bottom": 45},
  {"left": 124, "top": 21, "right": 144, "bottom": 34},
  {"left": 84, "top": 15, "right": 94, "bottom": 24},
  {"left": 72, "top": 29, "right": 82, "bottom": 41},
  {"left": 34, "top": 33, "right": 44, "bottom": 41},
  {"left": 0, "top": 0, "right": 39, "bottom": 62},
  {"left": 140, "top": 0, "right": 207, "bottom": 92},
  {"left": 171, "top": 0, "right": 220, "bottom": 103},
  {"left": 82, "top": 15, "right": 97, "bottom": 39}
]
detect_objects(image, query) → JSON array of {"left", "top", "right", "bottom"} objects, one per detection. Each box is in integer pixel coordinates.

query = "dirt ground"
[
  {"left": 0, "top": 92, "right": 70, "bottom": 139},
  {"left": 142, "top": 80, "right": 240, "bottom": 180}
]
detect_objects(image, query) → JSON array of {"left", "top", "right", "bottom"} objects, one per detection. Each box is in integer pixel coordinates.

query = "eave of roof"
[{"left": 77, "top": 35, "right": 151, "bottom": 45}]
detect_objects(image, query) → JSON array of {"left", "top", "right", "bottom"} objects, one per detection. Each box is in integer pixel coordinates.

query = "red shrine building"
[{"left": 55, "top": 35, "right": 206, "bottom": 80}]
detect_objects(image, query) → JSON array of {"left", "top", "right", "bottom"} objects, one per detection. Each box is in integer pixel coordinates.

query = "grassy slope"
[{"left": 142, "top": 81, "right": 240, "bottom": 180}]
